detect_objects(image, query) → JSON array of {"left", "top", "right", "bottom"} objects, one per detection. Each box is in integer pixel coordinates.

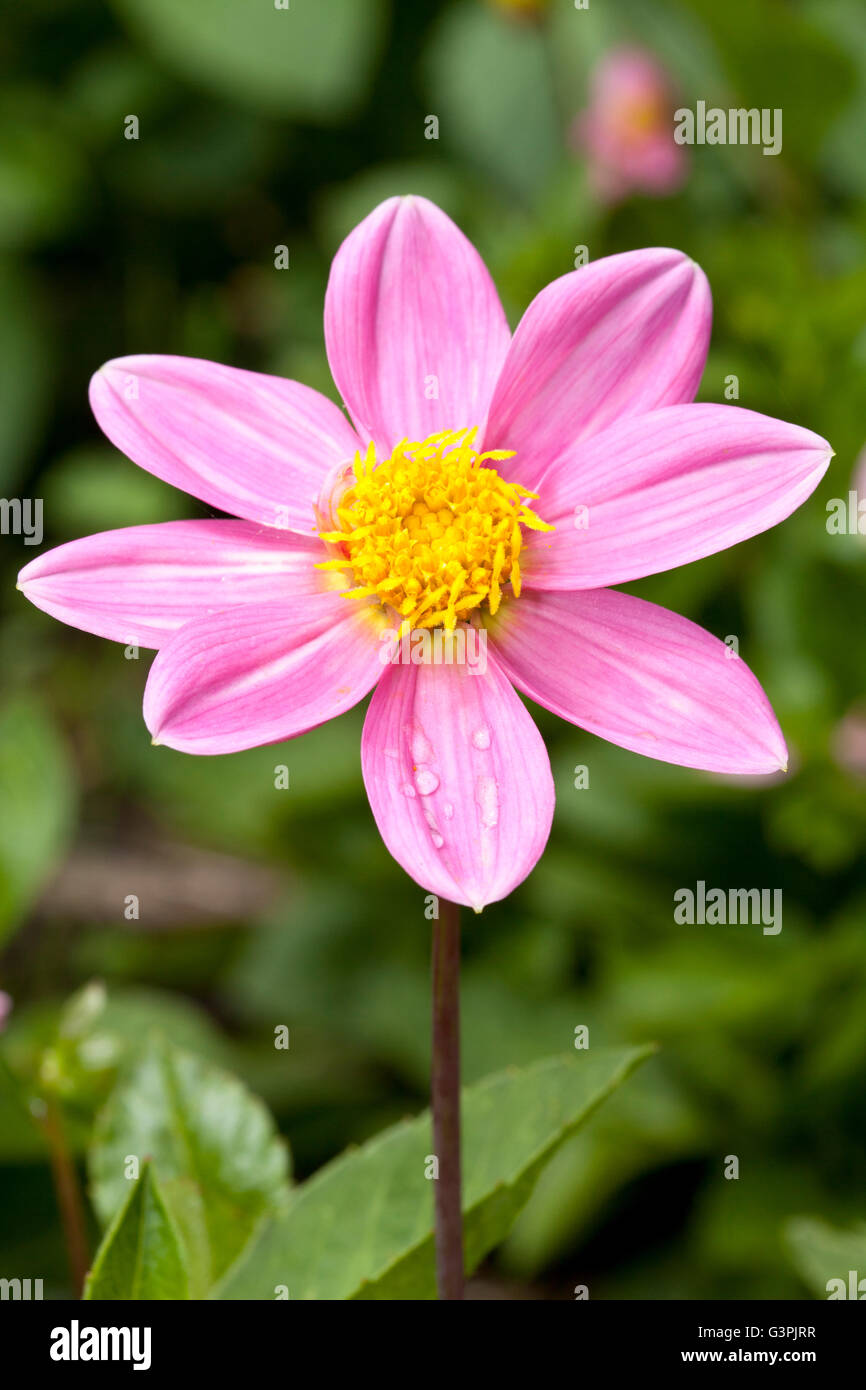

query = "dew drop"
[
  {"left": 475, "top": 775, "right": 499, "bottom": 828},
  {"left": 423, "top": 805, "right": 444, "bottom": 847},
  {"left": 414, "top": 768, "right": 440, "bottom": 796},
  {"left": 471, "top": 726, "right": 491, "bottom": 751},
  {"left": 443, "top": 802, "right": 454, "bottom": 820},
  {"left": 405, "top": 720, "right": 434, "bottom": 764},
  {"left": 402, "top": 782, "right": 416, "bottom": 799}
]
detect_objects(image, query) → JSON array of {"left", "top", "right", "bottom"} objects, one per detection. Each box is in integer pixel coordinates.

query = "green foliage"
[
  {"left": 40, "top": 447, "right": 185, "bottom": 537},
  {"left": 217, "top": 1048, "right": 652, "bottom": 1300},
  {"left": 425, "top": 2, "right": 560, "bottom": 202},
  {"left": 1, "top": 0, "right": 865, "bottom": 1302},
  {"left": 84, "top": 1160, "right": 189, "bottom": 1300},
  {"left": 785, "top": 1218, "right": 866, "bottom": 1298},
  {"left": 89, "top": 1038, "right": 291, "bottom": 1294},
  {"left": 110, "top": 0, "right": 387, "bottom": 119},
  {"left": 0, "top": 697, "right": 75, "bottom": 947},
  {"left": 0, "top": 261, "right": 50, "bottom": 493}
]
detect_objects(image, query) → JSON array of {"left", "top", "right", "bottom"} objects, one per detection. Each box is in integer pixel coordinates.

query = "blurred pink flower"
[
  {"left": 832, "top": 706, "right": 866, "bottom": 777},
  {"left": 0, "top": 991, "right": 11, "bottom": 1033},
  {"left": 853, "top": 440, "right": 866, "bottom": 518},
  {"left": 19, "top": 198, "right": 831, "bottom": 909},
  {"left": 574, "top": 46, "right": 688, "bottom": 203},
  {"left": 829, "top": 451, "right": 866, "bottom": 775}
]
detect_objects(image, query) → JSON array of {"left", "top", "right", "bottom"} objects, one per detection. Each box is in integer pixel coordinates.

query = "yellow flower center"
[
  {"left": 317, "top": 427, "right": 553, "bottom": 632},
  {"left": 616, "top": 94, "right": 666, "bottom": 140}
]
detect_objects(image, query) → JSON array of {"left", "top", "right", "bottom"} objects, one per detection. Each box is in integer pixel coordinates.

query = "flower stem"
[
  {"left": 41, "top": 1096, "right": 90, "bottom": 1297},
  {"left": 431, "top": 897, "right": 464, "bottom": 1300}
]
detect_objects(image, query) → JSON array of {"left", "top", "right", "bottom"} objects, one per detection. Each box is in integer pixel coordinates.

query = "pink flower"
[
  {"left": 852, "top": 440, "right": 866, "bottom": 533},
  {"left": 19, "top": 197, "right": 831, "bottom": 910},
  {"left": 574, "top": 47, "right": 687, "bottom": 203},
  {"left": 832, "top": 706, "right": 866, "bottom": 777}
]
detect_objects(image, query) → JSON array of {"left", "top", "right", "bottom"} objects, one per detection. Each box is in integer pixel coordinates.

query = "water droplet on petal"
[
  {"left": 405, "top": 720, "right": 434, "bottom": 764},
  {"left": 475, "top": 775, "right": 499, "bottom": 828},
  {"left": 402, "top": 782, "right": 416, "bottom": 799},
  {"left": 443, "top": 802, "right": 454, "bottom": 820},
  {"left": 414, "top": 767, "right": 440, "bottom": 796},
  {"left": 471, "top": 726, "right": 491, "bottom": 751},
  {"left": 423, "top": 805, "right": 444, "bottom": 847}
]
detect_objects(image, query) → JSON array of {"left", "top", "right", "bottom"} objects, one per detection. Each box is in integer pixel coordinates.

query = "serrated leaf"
[
  {"left": 84, "top": 1160, "right": 189, "bottom": 1300},
  {"left": 785, "top": 1217, "right": 866, "bottom": 1298},
  {"left": 215, "top": 1046, "right": 653, "bottom": 1300},
  {"left": 89, "top": 1038, "right": 291, "bottom": 1295}
]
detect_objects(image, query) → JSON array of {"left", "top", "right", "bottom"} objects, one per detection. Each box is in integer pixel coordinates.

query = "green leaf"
[
  {"left": 425, "top": 1, "right": 560, "bottom": 203},
  {"left": 0, "top": 983, "right": 233, "bottom": 1131},
  {"left": 40, "top": 446, "right": 184, "bottom": 536},
  {"left": 84, "top": 1161, "right": 189, "bottom": 1300},
  {"left": 58, "top": 981, "right": 109, "bottom": 1041},
  {"left": 0, "top": 91, "right": 86, "bottom": 251},
  {"left": 803, "top": 0, "right": 866, "bottom": 195},
  {"left": 215, "top": 1046, "right": 653, "bottom": 1300},
  {"left": 0, "top": 697, "right": 75, "bottom": 948},
  {"left": 0, "top": 1053, "right": 51, "bottom": 1162},
  {"left": 89, "top": 1039, "right": 291, "bottom": 1296},
  {"left": 111, "top": 0, "right": 386, "bottom": 120},
  {"left": 785, "top": 1217, "right": 866, "bottom": 1298},
  {"left": 680, "top": 0, "right": 856, "bottom": 162},
  {"left": 0, "top": 259, "right": 50, "bottom": 493}
]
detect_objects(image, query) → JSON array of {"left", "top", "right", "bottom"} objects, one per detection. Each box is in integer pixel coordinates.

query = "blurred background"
[{"left": 1, "top": 0, "right": 865, "bottom": 1299}]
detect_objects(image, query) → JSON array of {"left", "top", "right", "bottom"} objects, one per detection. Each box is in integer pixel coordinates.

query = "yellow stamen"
[{"left": 316, "top": 428, "right": 553, "bottom": 629}]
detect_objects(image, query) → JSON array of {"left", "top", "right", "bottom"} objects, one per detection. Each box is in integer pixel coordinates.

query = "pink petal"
[
  {"left": 489, "top": 587, "right": 787, "bottom": 775},
  {"left": 18, "top": 521, "right": 327, "bottom": 648},
  {"left": 361, "top": 649, "right": 554, "bottom": 911},
  {"left": 483, "top": 248, "right": 710, "bottom": 487},
  {"left": 144, "top": 592, "right": 388, "bottom": 755},
  {"left": 324, "top": 196, "right": 511, "bottom": 452},
  {"left": 525, "top": 404, "right": 833, "bottom": 590},
  {"left": 89, "top": 355, "right": 362, "bottom": 532}
]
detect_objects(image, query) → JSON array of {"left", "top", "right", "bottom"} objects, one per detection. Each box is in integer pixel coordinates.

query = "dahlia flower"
[
  {"left": 574, "top": 47, "right": 688, "bottom": 203},
  {"left": 19, "top": 197, "right": 831, "bottom": 910}
]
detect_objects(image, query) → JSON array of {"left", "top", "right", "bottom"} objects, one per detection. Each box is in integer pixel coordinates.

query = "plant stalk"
[
  {"left": 431, "top": 897, "right": 464, "bottom": 1300},
  {"left": 42, "top": 1096, "right": 90, "bottom": 1297}
]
